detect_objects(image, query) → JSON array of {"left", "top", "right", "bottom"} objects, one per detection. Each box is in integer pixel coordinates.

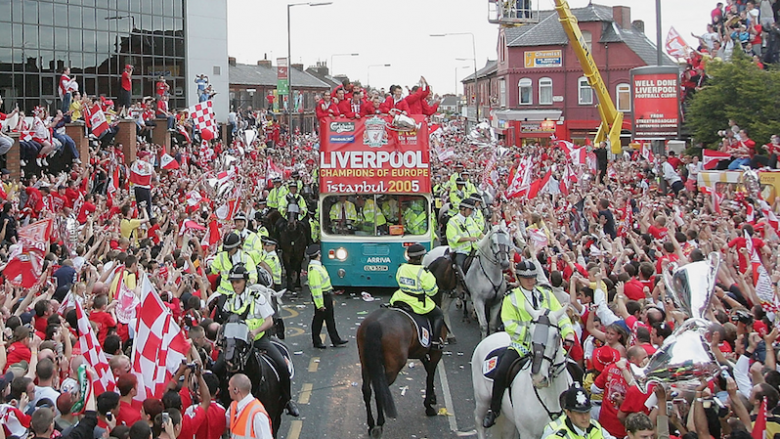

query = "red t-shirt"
[
  {"left": 116, "top": 400, "right": 143, "bottom": 427},
  {"left": 647, "top": 225, "right": 668, "bottom": 240},
  {"left": 620, "top": 384, "right": 654, "bottom": 416},
  {"left": 121, "top": 71, "right": 132, "bottom": 91},
  {"left": 728, "top": 236, "right": 765, "bottom": 273},
  {"left": 195, "top": 401, "right": 226, "bottom": 439},
  {"left": 156, "top": 81, "right": 168, "bottom": 96},
  {"left": 35, "top": 316, "right": 49, "bottom": 334},
  {"left": 89, "top": 311, "right": 117, "bottom": 346},
  {"left": 595, "top": 363, "right": 628, "bottom": 437},
  {"left": 5, "top": 342, "right": 32, "bottom": 371},
  {"left": 638, "top": 342, "right": 657, "bottom": 356},
  {"left": 656, "top": 253, "right": 679, "bottom": 276},
  {"left": 77, "top": 201, "right": 96, "bottom": 224},
  {"left": 180, "top": 405, "right": 207, "bottom": 439}
]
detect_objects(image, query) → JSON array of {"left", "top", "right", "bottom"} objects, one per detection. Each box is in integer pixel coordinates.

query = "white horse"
[
  {"left": 425, "top": 225, "right": 511, "bottom": 340},
  {"left": 471, "top": 304, "right": 572, "bottom": 439}
]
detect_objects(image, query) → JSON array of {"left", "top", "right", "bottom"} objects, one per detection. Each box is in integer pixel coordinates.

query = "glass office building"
[{"left": 0, "top": 0, "right": 187, "bottom": 113}]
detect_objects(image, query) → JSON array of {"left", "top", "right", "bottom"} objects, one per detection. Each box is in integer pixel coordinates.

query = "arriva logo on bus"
[{"left": 320, "top": 150, "right": 427, "bottom": 169}]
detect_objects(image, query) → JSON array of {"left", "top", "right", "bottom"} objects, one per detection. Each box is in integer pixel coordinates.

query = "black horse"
[
  {"left": 278, "top": 214, "right": 308, "bottom": 291},
  {"left": 214, "top": 317, "right": 287, "bottom": 436}
]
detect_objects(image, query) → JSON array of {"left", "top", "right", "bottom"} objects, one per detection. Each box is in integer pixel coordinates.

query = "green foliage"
[{"left": 685, "top": 52, "right": 780, "bottom": 149}]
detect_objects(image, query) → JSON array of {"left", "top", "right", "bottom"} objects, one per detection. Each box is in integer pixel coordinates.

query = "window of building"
[
  {"left": 616, "top": 83, "right": 631, "bottom": 112},
  {"left": 500, "top": 79, "right": 506, "bottom": 107},
  {"left": 539, "top": 77, "right": 553, "bottom": 105},
  {"left": 581, "top": 30, "right": 592, "bottom": 53},
  {"left": 518, "top": 78, "right": 532, "bottom": 105},
  {"left": 578, "top": 76, "right": 593, "bottom": 105}
]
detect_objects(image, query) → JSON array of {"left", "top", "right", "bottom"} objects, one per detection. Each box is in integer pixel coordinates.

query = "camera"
[{"left": 162, "top": 412, "right": 170, "bottom": 425}]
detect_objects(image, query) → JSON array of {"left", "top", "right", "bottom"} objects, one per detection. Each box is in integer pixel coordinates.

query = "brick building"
[
  {"left": 228, "top": 58, "right": 330, "bottom": 133},
  {"left": 464, "top": 3, "right": 676, "bottom": 146}
]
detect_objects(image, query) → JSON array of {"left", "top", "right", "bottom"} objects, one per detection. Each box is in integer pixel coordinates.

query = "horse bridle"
[
  {"left": 528, "top": 310, "right": 570, "bottom": 420},
  {"left": 474, "top": 229, "right": 510, "bottom": 298}
]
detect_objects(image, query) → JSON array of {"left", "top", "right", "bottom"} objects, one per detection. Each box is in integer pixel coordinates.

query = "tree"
[{"left": 685, "top": 52, "right": 780, "bottom": 149}]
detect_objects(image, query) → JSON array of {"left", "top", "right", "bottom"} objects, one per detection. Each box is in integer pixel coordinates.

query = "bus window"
[{"left": 323, "top": 194, "right": 428, "bottom": 237}]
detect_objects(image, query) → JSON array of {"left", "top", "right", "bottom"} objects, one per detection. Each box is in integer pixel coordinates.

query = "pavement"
[{"left": 273, "top": 286, "right": 485, "bottom": 439}]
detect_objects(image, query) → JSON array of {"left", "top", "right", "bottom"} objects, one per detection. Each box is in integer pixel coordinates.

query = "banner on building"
[
  {"left": 277, "top": 57, "right": 289, "bottom": 95},
  {"left": 524, "top": 50, "right": 562, "bottom": 68},
  {"left": 631, "top": 66, "right": 680, "bottom": 140},
  {"left": 319, "top": 116, "right": 431, "bottom": 194}
]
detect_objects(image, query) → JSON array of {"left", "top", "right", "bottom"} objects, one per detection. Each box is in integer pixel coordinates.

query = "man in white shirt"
[
  {"left": 661, "top": 155, "right": 684, "bottom": 195},
  {"left": 227, "top": 374, "right": 273, "bottom": 439}
]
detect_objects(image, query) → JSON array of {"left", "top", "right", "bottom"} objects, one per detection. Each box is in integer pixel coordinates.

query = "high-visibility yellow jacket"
[{"left": 389, "top": 263, "right": 438, "bottom": 314}]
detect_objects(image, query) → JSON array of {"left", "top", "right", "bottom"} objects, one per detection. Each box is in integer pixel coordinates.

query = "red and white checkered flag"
[
  {"left": 189, "top": 100, "right": 217, "bottom": 134},
  {"left": 131, "top": 275, "right": 190, "bottom": 401},
  {"left": 75, "top": 299, "right": 116, "bottom": 395}
]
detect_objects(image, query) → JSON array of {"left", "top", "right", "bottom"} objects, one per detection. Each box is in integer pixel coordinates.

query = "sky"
[{"left": 227, "top": 0, "right": 712, "bottom": 95}]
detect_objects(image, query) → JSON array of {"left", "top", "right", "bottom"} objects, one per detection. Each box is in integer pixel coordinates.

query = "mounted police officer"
[
  {"left": 483, "top": 260, "right": 575, "bottom": 428},
  {"left": 222, "top": 265, "right": 299, "bottom": 418},
  {"left": 233, "top": 212, "right": 263, "bottom": 253},
  {"left": 389, "top": 244, "right": 445, "bottom": 349},
  {"left": 280, "top": 181, "right": 308, "bottom": 221},
  {"left": 542, "top": 386, "right": 614, "bottom": 439},
  {"left": 267, "top": 177, "right": 288, "bottom": 211},
  {"left": 208, "top": 234, "right": 258, "bottom": 320},
  {"left": 446, "top": 197, "right": 483, "bottom": 276}
]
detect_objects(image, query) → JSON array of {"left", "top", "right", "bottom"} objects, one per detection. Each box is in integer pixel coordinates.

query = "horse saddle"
[
  {"left": 463, "top": 251, "right": 477, "bottom": 274},
  {"left": 387, "top": 303, "right": 432, "bottom": 349},
  {"left": 254, "top": 339, "right": 295, "bottom": 381},
  {"left": 482, "top": 346, "right": 530, "bottom": 385}
]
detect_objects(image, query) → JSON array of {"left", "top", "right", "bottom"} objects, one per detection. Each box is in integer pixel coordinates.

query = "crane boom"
[{"left": 553, "top": 0, "right": 623, "bottom": 153}]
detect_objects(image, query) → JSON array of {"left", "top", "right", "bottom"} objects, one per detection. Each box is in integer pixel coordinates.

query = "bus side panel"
[{"left": 320, "top": 241, "right": 431, "bottom": 288}]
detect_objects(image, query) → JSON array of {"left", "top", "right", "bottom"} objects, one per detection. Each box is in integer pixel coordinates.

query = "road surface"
[{"left": 273, "top": 287, "right": 486, "bottom": 439}]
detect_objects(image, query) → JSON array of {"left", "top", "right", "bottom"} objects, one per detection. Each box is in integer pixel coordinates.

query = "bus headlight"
[{"left": 335, "top": 247, "right": 348, "bottom": 261}]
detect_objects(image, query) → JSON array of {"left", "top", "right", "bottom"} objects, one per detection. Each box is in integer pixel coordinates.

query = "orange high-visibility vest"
[{"left": 228, "top": 398, "right": 271, "bottom": 439}]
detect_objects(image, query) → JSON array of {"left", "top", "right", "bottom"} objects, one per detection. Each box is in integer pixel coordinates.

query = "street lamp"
[
  {"left": 455, "top": 65, "right": 471, "bottom": 97},
  {"left": 330, "top": 53, "right": 359, "bottom": 76},
  {"left": 288, "top": 1, "right": 332, "bottom": 135},
  {"left": 431, "top": 33, "right": 479, "bottom": 124},
  {"left": 366, "top": 64, "right": 391, "bottom": 88}
]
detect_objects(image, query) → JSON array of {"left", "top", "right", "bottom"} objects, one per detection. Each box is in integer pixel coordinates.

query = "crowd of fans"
[{"left": 0, "top": 55, "right": 778, "bottom": 439}]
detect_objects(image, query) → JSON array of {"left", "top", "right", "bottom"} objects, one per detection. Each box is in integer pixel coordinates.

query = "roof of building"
[
  {"left": 503, "top": 3, "right": 675, "bottom": 66},
  {"left": 441, "top": 95, "right": 460, "bottom": 107},
  {"left": 305, "top": 67, "right": 341, "bottom": 88},
  {"left": 229, "top": 63, "right": 331, "bottom": 88},
  {"left": 463, "top": 60, "right": 497, "bottom": 82}
]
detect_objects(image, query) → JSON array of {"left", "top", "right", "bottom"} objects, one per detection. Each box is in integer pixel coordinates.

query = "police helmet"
[
  {"left": 460, "top": 170, "right": 470, "bottom": 176},
  {"left": 227, "top": 264, "right": 250, "bottom": 282},
  {"left": 223, "top": 233, "right": 241, "bottom": 250},
  {"left": 257, "top": 198, "right": 267, "bottom": 205},
  {"left": 455, "top": 178, "right": 466, "bottom": 186},
  {"left": 233, "top": 213, "right": 247, "bottom": 222},
  {"left": 406, "top": 244, "right": 427, "bottom": 258},
  {"left": 287, "top": 181, "right": 298, "bottom": 189},
  {"left": 306, "top": 244, "right": 321, "bottom": 258},
  {"left": 455, "top": 162, "right": 464, "bottom": 168},
  {"left": 459, "top": 199, "right": 475, "bottom": 210},
  {"left": 292, "top": 170, "right": 300, "bottom": 178},
  {"left": 515, "top": 260, "right": 538, "bottom": 278},
  {"left": 262, "top": 237, "right": 278, "bottom": 246},
  {"left": 563, "top": 386, "right": 592, "bottom": 413},
  {"left": 273, "top": 177, "right": 282, "bottom": 184},
  {"left": 468, "top": 196, "right": 482, "bottom": 206}
]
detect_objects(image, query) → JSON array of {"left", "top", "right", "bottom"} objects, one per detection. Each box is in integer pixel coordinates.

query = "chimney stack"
[
  {"left": 632, "top": 20, "right": 645, "bottom": 34},
  {"left": 257, "top": 60, "right": 272, "bottom": 68},
  {"left": 228, "top": 57, "right": 236, "bottom": 66},
  {"left": 291, "top": 63, "right": 304, "bottom": 71},
  {"left": 612, "top": 6, "right": 631, "bottom": 30}
]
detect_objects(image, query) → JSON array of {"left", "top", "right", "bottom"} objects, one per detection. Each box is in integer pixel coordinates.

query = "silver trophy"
[{"left": 632, "top": 253, "right": 722, "bottom": 391}]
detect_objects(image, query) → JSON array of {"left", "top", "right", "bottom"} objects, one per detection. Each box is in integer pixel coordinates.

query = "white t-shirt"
[{"left": 33, "top": 385, "right": 62, "bottom": 415}]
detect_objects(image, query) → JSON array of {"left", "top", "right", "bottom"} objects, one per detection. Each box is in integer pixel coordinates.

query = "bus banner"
[{"left": 319, "top": 115, "right": 431, "bottom": 194}]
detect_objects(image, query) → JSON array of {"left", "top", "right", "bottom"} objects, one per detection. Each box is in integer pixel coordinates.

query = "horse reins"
[{"left": 474, "top": 230, "right": 510, "bottom": 299}]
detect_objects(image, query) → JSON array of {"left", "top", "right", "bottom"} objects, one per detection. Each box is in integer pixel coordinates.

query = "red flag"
[
  {"left": 665, "top": 26, "right": 689, "bottom": 58},
  {"left": 569, "top": 146, "right": 587, "bottom": 166},
  {"left": 131, "top": 275, "right": 190, "bottom": 401},
  {"left": 758, "top": 199, "right": 780, "bottom": 235},
  {"left": 753, "top": 397, "right": 767, "bottom": 439},
  {"left": 201, "top": 219, "right": 221, "bottom": 249},
  {"left": 129, "top": 160, "right": 153, "bottom": 187},
  {"left": 506, "top": 157, "right": 532, "bottom": 198},
  {"left": 179, "top": 219, "right": 207, "bottom": 236},
  {"left": 160, "top": 153, "right": 179, "bottom": 170},
  {"left": 641, "top": 142, "right": 655, "bottom": 163},
  {"left": 712, "top": 190, "right": 724, "bottom": 214},
  {"left": 0, "top": 404, "right": 31, "bottom": 438},
  {"left": 528, "top": 169, "right": 552, "bottom": 200},
  {"left": 703, "top": 150, "right": 731, "bottom": 170},
  {"left": 75, "top": 299, "right": 116, "bottom": 395},
  {"left": 88, "top": 104, "right": 109, "bottom": 138}
]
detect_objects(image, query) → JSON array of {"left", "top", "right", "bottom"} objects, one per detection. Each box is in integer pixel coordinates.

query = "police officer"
[
  {"left": 469, "top": 196, "right": 487, "bottom": 233},
  {"left": 379, "top": 195, "right": 399, "bottom": 225},
  {"left": 223, "top": 265, "right": 299, "bottom": 417},
  {"left": 402, "top": 199, "right": 427, "bottom": 235},
  {"left": 443, "top": 162, "right": 465, "bottom": 192},
  {"left": 267, "top": 177, "right": 288, "bottom": 211},
  {"left": 389, "top": 244, "right": 445, "bottom": 349},
  {"left": 446, "top": 198, "right": 483, "bottom": 273},
  {"left": 448, "top": 178, "right": 468, "bottom": 217},
  {"left": 209, "top": 234, "right": 258, "bottom": 311},
  {"left": 280, "top": 182, "right": 308, "bottom": 221},
  {"left": 260, "top": 237, "right": 282, "bottom": 291},
  {"left": 541, "top": 386, "right": 614, "bottom": 439},
  {"left": 483, "top": 260, "right": 575, "bottom": 428},
  {"left": 233, "top": 213, "right": 263, "bottom": 253},
  {"left": 356, "top": 195, "right": 387, "bottom": 234},
  {"left": 328, "top": 195, "right": 357, "bottom": 233},
  {"left": 290, "top": 170, "right": 304, "bottom": 191},
  {"left": 306, "top": 244, "right": 348, "bottom": 349}
]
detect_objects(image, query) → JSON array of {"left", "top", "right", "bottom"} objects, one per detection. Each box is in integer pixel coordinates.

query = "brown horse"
[{"left": 357, "top": 308, "right": 448, "bottom": 438}]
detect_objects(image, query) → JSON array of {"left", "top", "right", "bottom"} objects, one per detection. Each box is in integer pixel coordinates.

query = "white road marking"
[{"left": 437, "top": 361, "right": 458, "bottom": 432}]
